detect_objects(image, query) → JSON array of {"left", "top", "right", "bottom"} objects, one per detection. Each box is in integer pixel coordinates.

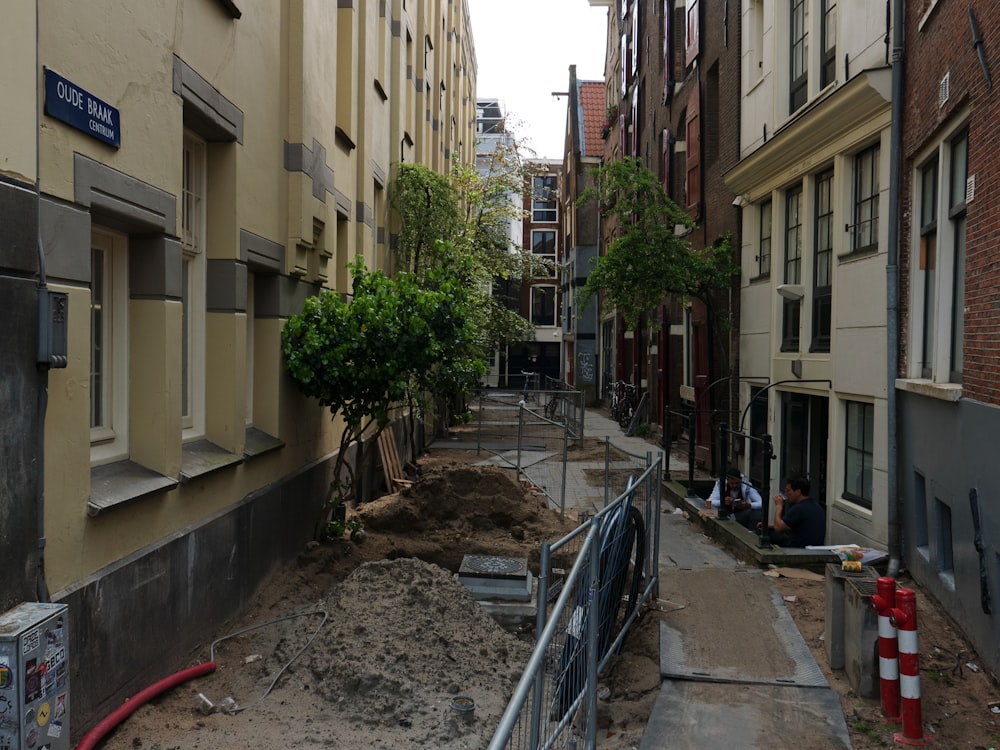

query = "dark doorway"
[{"left": 779, "top": 391, "right": 829, "bottom": 507}]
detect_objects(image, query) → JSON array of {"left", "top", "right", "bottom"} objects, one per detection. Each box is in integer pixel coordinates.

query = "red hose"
[{"left": 75, "top": 661, "right": 216, "bottom": 750}]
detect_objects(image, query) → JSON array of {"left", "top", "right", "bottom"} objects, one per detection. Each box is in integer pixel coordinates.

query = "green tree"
[
  {"left": 281, "top": 257, "right": 478, "bottom": 534},
  {"left": 390, "top": 160, "right": 540, "bottom": 381},
  {"left": 578, "top": 157, "right": 739, "bottom": 331}
]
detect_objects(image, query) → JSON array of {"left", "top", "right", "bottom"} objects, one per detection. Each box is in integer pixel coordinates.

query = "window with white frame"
[
  {"left": 90, "top": 228, "right": 129, "bottom": 465},
  {"left": 915, "top": 124, "right": 967, "bottom": 383},
  {"left": 181, "top": 132, "right": 207, "bottom": 437},
  {"left": 532, "top": 175, "right": 558, "bottom": 222},
  {"left": 843, "top": 400, "right": 873, "bottom": 509},
  {"left": 749, "top": 0, "right": 765, "bottom": 85},
  {"left": 852, "top": 144, "right": 880, "bottom": 252},
  {"left": 245, "top": 271, "right": 255, "bottom": 426},
  {"left": 812, "top": 169, "right": 833, "bottom": 351},
  {"left": 531, "top": 230, "right": 556, "bottom": 277},
  {"left": 758, "top": 199, "right": 772, "bottom": 277},
  {"left": 530, "top": 285, "right": 557, "bottom": 326},
  {"left": 782, "top": 185, "right": 802, "bottom": 351},
  {"left": 820, "top": 0, "right": 837, "bottom": 88},
  {"left": 789, "top": 0, "right": 808, "bottom": 113}
]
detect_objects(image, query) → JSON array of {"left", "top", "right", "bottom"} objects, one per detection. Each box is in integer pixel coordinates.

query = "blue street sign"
[{"left": 43, "top": 68, "right": 121, "bottom": 149}]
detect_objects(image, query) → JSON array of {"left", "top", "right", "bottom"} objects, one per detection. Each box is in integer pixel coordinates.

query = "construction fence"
[
  {"left": 488, "top": 454, "right": 663, "bottom": 750},
  {"left": 470, "top": 385, "right": 586, "bottom": 512}
]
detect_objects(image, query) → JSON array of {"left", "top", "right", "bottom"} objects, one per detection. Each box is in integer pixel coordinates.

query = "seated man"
[
  {"left": 705, "top": 467, "right": 762, "bottom": 530},
  {"left": 761, "top": 475, "right": 825, "bottom": 547}
]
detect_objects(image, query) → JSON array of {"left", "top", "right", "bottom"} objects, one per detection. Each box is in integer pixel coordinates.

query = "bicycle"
[
  {"left": 520, "top": 370, "right": 538, "bottom": 403},
  {"left": 544, "top": 391, "right": 563, "bottom": 420},
  {"left": 609, "top": 381, "right": 636, "bottom": 429}
]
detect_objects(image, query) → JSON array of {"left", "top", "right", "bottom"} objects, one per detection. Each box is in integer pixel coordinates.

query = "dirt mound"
[
  {"left": 301, "top": 558, "right": 532, "bottom": 745},
  {"left": 354, "top": 463, "right": 576, "bottom": 573},
  {"left": 359, "top": 464, "right": 541, "bottom": 533}
]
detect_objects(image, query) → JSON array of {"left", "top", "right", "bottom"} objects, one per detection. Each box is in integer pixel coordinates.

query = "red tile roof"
[{"left": 579, "top": 80, "right": 605, "bottom": 157}]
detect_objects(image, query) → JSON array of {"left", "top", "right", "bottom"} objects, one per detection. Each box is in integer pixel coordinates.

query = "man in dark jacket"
[{"left": 762, "top": 475, "right": 825, "bottom": 547}]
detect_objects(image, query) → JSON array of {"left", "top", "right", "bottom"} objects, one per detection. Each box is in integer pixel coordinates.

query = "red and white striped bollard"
[
  {"left": 869, "top": 576, "right": 901, "bottom": 722},
  {"left": 890, "top": 588, "right": 930, "bottom": 745}
]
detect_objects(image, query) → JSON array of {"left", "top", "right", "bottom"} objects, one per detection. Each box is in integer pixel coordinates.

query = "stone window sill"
[
  {"left": 895, "top": 378, "right": 962, "bottom": 402},
  {"left": 89, "top": 461, "right": 178, "bottom": 517},
  {"left": 244, "top": 427, "right": 285, "bottom": 459},
  {"left": 180, "top": 439, "right": 244, "bottom": 483}
]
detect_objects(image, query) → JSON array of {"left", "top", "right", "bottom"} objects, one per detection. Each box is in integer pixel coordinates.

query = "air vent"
[
  {"left": 966, "top": 174, "right": 976, "bottom": 203},
  {"left": 939, "top": 72, "right": 950, "bottom": 108}
]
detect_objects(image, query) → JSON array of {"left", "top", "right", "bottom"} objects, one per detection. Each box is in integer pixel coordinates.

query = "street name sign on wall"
[{"left": 43, "top": 68, "right": 121, "bottom": 149}]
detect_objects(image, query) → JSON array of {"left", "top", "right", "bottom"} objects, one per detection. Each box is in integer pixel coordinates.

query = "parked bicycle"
[
  {"left": 520, "top": 370, "right": 538, "bottom": 403},
  {"left": 609, "top": 380, "right": 637, "bottom": 429},
  {"left": 545, "top": 391, "right": 564, "bottom": 420}
]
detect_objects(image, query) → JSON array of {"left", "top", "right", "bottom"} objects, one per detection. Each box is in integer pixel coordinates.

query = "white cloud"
[{"left": 468, "top": 0, "right": 608, "bottom": 160}]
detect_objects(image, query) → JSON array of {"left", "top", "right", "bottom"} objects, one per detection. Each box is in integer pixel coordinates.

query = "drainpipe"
[
  {"left": 885, "top": 0, "right": 904, "bottom": 577},
  {"left": 33, "top": 0, "right": 52, "bottom": 602}
]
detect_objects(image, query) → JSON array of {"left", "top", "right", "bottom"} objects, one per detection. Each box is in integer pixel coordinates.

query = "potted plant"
[
  {"left": 347, "top": 517, "right": 366, "bottom": 543},
  {"left": 324, "top": 517, "right": 346, "bottom": 540}
]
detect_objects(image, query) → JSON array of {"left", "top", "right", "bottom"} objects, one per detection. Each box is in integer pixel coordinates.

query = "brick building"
[
  {"left": 896, "top": 0, "right": 1000, "bottom": 676},
  {"left": 591, "top": 0, "right": 740, "bottom": 467}
]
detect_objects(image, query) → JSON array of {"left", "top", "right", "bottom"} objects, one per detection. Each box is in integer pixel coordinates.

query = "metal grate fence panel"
[{"left": 489, "top": 455, "right": 662, "bottom": 750}]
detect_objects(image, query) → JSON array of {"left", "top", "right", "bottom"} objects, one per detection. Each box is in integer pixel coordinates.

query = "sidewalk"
[{"left": 577, "top": 409, "right": 853, "bottom": 749}]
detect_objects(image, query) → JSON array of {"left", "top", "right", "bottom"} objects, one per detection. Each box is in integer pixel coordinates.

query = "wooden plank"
[
  {"left": 377, "top": 431, "right": 395, "bottom": 491},
  {"left": 377, "top": 430, "right": 412, "bottom": 491}
]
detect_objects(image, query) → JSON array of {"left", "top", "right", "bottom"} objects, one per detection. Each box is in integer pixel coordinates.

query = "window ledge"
[
  {"left": 89, "top": 461, "right": 178, "bottom": 517},
  {"left": 895, "top": 378, "right": 962, "bottom": 402},
  {"left": 180, "top": 439, "right": 243, "bottom": 483},
  {"left": 837, "top": 246, "right": 878, "bottom": 263},
  {"left": 244, "top": 427, "right": 285, "bottom": 459}
]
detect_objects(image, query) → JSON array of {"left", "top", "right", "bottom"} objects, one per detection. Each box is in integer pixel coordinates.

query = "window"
[
  {"left": 843, "top": 400, "right": 873, "bottom": 509},
  {"left": 820, "top": 0, "right": 837, "bottom": 87},
  {"left": 532, "top": 175, "right": 557, "bottom": 222},
  {"left": 782, "top": 185, "right": 802, "bottom": 351},
  {"left": 948, "top": 132, "right": 967, "bottom": 381},
  {"left": 181, "top": 132, "right": 207, "bottom": 438},
  {"left": 758, "top": 199, "right": 772, "bottom": 277},
  {"left": 750, "top": 0, "right": 765, "bottom": 85},
  {"left": 852, "top": 144, "right": 880, "bottom": 252},
  {"left": 789, "top": 0, "right": 808, "bottom": 112},
  {"left": 245, "top": 272, "right": 255, "bottom": 426},
  {"left": 812, "top": 170, "right": 833, "bottom": 351},
  {"left": 935, "top": 498, "right": 954, "bottom": 585},
  {"left": 914, "top": 125, "right": 967, "bottom": 384},
  {"left": 530, "top": 285, "right": 557, "bottom": 326},
  {"left": 685, "top": 0, "right": 700, "bottom": 65},
  {"left": 531, "top": 230, "right": 556, "bottom": 277},
  {"left": 90, "top": 228, "right": 129, "bottom": 465},
  {"left": 661, "top": 129, "right": 673, "bottom": 195},
  {"left": 685, "top": 92, "right": 701, "bottom": 212},
  {"left": 919, "top": 159, "right": 938, "bottom": 378},
  {"left": 662, "top": 1, "right": 674, "bottom": 101}
]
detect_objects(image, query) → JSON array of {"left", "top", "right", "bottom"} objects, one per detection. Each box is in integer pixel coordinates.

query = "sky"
[{"left": 467, "top": 0, "right": 609, "bottom": 160}]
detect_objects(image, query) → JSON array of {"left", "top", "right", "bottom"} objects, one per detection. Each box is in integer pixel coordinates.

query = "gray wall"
[
  {"left": 0, "top": 177, "right": 41, "bottom": 610},
  {"left": 57, "top": 454, "right": 333, "bottom": 739},
  {"left": 898, "top": 392, "right": 1000, "bottom": 675}
]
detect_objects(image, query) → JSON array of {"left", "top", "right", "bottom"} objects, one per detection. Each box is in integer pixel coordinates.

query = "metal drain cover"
[{"left": 459, "top": 555, "right": 528, "bottom": 579}]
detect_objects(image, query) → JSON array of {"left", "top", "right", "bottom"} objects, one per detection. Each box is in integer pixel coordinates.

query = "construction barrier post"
[
  {"left": 869, "top": 576, "right": 900, "bottom": 722},
  {"left": 890, "top": 588, "right": 930, "bottom": 745}
]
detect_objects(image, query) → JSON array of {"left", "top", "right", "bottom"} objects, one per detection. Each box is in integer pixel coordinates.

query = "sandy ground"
[{"left": 90, "top": 440, "right": 1000, "bottom": 750}]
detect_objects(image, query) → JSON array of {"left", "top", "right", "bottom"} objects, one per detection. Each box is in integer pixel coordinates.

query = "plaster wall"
[
  {"left": 2, "top": 0, "right": 37, "bottom": 183},
  {"left": 899, "top": 394, "right": 1000, "bottom": 675}
]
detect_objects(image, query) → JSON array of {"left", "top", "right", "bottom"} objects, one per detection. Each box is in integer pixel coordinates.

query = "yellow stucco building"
[{"left": 1, "top": 0, "right": 477, "bottom": 735}]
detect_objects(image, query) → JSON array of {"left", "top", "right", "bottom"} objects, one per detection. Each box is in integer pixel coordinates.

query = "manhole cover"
[{"left": 459, "top": 555, "right": 527, "bottom": 578}]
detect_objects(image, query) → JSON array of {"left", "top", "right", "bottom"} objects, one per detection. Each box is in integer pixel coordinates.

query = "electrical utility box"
[{"left": 0, "top": 603, "right": 70, "bottom": 750}]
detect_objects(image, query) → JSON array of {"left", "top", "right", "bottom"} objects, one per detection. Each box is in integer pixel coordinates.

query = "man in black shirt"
[{"left": 761, "top": 475, "right": 825, "bottom": 547}]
